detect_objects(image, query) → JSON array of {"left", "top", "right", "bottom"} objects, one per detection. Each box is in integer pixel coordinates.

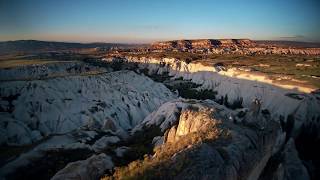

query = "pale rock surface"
[
  {"left": 152, "top": 136, "right": 164, "bottom": 147},
  {"left": 134, "top": 99, "right": 239, "bottom": 133},
  {"left": 274, "top": 139, "right": 310, "bottom": 180},
  {"left": 51, "top": 153, "right": 113, "bottom": 180},
  {"left": 165, "top": 108, "right": 217, "bottom": 143},
  {"left": 0, "top": 69, "right": 175, "bottom": 145},
  {"left": 121, "top": 57, "right": 320, "bottom": 137},
  {"left": 92, "top": 136, "right": 120, "bottom": 152},
  {"left": 0, "top": 63, "right": 175, "bottom": 179},
  {"left": 114, "top": 146, "right": 130, "bottom": 157}
]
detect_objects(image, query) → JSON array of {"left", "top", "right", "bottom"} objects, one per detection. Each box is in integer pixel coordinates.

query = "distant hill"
[{"left": 0, "top": 40, "right": 142, "bottom": 55}]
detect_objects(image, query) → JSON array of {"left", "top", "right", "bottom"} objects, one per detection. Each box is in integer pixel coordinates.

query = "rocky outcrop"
[
  {"left": 274, "top": 139, "right": 310, "bottom": 180},
  {"left": 191, "top": 39, "right": 216, "bottom": 49},
  {"left": 110, "top": 99, "right": 283, "bottom": 180},
  {"left": 177, "top": 40, "right": 192, "bottom": 49},
  {"left": 218, "top": 39, "right": 254, "bottom": 48},
  {"left": 164, "top": 108, "right": 218, "bottom": 143},
  {"left": 51, "top": 153, "right": 113, "bottom": 180},
  {"left": 151, "top": 41, "right": 178, "bottom": 50},
  {"left": 92, "top": 136, "right": 120, "bottom": 152}
]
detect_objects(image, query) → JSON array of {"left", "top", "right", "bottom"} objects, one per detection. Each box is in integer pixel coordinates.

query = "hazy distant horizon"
[
  {"left": 1, "top": 0, "right": 319, "bottom": 43},
  {"left": 2, "top": 38, "right": 320, "bottom": 45}
]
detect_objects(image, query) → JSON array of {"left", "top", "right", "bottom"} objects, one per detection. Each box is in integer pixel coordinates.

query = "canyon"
[
  {"left": 0, "top": 42, "right": 319, "bottom": 180},
  {"left": 1, "top": 0, "right": 319, "bottom": 179}
]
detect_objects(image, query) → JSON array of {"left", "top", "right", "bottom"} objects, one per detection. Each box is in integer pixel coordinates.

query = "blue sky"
[{"left": 0, "top": 0, "right": 319, "bottom": 43}]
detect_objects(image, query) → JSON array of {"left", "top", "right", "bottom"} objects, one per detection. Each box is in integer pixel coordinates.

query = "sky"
[{"left": 0, "top": 0, "right": 319, "bottom": 43}]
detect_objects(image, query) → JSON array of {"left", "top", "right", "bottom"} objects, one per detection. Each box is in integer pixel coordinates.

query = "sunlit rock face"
[
  {"left": 0, "top": 65, "right": 175, "bottom": 145},
  {"left": 114, "top": 99, "right": 285, "bottom": 180},
  {"left": 165, "top": 108, "right": 218, "bottom": 143}
]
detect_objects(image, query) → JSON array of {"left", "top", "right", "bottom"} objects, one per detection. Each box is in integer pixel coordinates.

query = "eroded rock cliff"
[{"left": 108, "top": 99, "right": 284, "bottom": 180}]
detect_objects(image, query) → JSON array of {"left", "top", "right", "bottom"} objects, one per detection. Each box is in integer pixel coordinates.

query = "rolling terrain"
[{"left": 0, "top": 40, "right": 319, "bottom": 180}]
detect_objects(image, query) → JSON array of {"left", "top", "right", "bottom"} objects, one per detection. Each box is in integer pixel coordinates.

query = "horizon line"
[{"left": 2, "top": 38, "right": 320, "bottom": 44}]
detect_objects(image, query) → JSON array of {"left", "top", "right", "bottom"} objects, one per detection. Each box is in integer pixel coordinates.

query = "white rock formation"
[
  {"left": 51, "top": 153, "right": 113, "bottom": 180},
  {"left": 116, "top": 57, "right": 320, "bottom": 137},
  {"left": 0, "top": 67, "right": 175, "bottom": 145},
  {"left": 92, "top": 136, "right": 120, "bottom": 152},
  {"left": 134, "top": 99, "right": 250, "bottom": 133}
]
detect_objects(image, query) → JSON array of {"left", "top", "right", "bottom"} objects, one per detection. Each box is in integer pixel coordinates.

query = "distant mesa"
[
  {"left": 151, "top": 39, "right": 255, "bottom": 50},
  {"left": 149, "top": 38, "right": 320, "bottom": 55}
]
